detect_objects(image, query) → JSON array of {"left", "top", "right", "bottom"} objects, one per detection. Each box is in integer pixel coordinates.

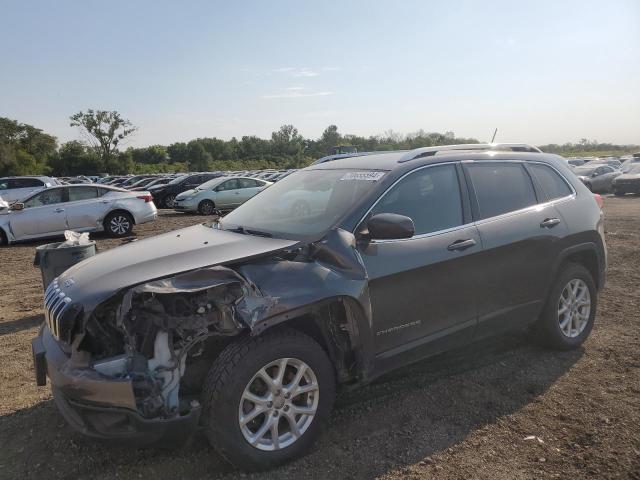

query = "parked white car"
[
  {"left": 0, "top": 185, "right": 157, "bottom": 245},
  {"left": 174, "top": 176, "right": 271, "bottom": 215},
  {"left": 0, "top": 176, "right": 59, "bottom": 203}
]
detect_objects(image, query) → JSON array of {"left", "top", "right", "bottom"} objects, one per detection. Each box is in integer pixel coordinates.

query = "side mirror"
[
  {"left": 11, "top": 202, "right": 24, "bottom": 211},
  {"left": 591, "top": 172, "right": 599, "bottom": 178},
  {"left": 366, "top": 213, "right": 415, "bottom": 240}
]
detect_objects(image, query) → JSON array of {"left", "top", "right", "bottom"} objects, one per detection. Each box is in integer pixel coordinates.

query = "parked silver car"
[
  {"left": 0, "top": 185, "right": 157, "bottom": 245},
  {"left": 0, "top": 176, "right": 59, "bottom": 203},
  {"left": 174, "top": 176, "right": 271, "bottom": 215}
]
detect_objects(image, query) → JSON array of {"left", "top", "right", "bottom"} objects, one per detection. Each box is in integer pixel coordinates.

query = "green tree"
[
  {"left": 187, "top": 141, "right": 212, "bottom": 171},
  {"left": 69, "top": 110, "right": 136, "bottom": 162}
]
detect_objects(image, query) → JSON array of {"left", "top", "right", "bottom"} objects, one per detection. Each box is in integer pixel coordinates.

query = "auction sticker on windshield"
[{"left": 340, "top": 171, "right": 386, "bottom": 181}]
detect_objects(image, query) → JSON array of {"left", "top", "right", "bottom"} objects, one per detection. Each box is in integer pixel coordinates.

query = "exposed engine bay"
[{"left": 77, "top": 266, "right": 275, "bottom": 419}]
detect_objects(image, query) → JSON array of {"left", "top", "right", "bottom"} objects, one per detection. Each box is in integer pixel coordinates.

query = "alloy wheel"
[
  {"left": 238, "top": 357, "right": 319, "bottom": 451},
  {"left": 109, "top": 215, "right": 131, "bottom": 235},
  {"left": 557, "top": 278, "right": 591, "bottom": 338}
]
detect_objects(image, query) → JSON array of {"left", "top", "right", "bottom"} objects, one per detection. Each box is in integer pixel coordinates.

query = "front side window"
[
  {"left": 369, "top": 164, "right": 463, "bottom": 235},
  {"left": 466, "top": 163, "right": 537, "bottom": 219},
  {"left": 528, "top": 163, "right": 572, "bottom": 200},
  {"left": 68, "top": 186, "right": 99, "bottom": 201},
  {"left": 23, "top": 188, "right": 65, "bottom": 208}
]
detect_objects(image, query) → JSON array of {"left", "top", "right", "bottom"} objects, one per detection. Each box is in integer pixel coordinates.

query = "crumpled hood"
[{"left": 57, "top": 223, "right": 298, "bottom": 312}]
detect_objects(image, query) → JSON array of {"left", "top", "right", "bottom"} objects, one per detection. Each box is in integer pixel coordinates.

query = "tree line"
[{"left": 0, "top": 111, "right": 637, "bottom": 177}]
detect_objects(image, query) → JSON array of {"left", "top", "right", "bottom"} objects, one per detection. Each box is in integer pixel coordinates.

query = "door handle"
[
  {"left": 55, "top": 208, "right": 65, "bottom": 213},
  {"left": 540, "top": 217, "right": 561, "bottom": 228},
  {"left": 447, "top": 238, "right": 476, "bottom": 251}
]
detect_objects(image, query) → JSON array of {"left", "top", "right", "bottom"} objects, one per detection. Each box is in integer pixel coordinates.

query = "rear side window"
[
  {"left": 370, "top": 164, "right": 463, "bottom": 235},
  {"left": 68, "top": 186, "right": 99, "bottom": 201},
  {"left": 0, "top": 179, "right": 8, "bottom": 190},
  {"left": 528, "top": 163, "right": 572, "bottom": 200},
  {"left": 466, "top": 163, "right": 537, "bottom": 219},
  {"left": 238, "top": 178, "right": 259, "bottom": 188}
]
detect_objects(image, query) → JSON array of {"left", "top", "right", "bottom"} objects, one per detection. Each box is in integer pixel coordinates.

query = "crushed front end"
[{"left": 32, "top": 267, "right": 272, "bottom": 445}]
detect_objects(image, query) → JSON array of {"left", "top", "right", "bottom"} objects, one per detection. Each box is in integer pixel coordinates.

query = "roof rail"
[
  {"left": 311, "top": 150, "right": 407, "bottom": 165},
  {"left": 397, "top": 143, "right": 542, "bottom": 163}
]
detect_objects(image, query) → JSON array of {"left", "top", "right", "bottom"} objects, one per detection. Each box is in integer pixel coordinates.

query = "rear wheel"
[
  {"left": 198, "top": 199, "right": 216, "bottom": 215},
  {"left": 104, "top": 211, "right": 134, "bottom": 237},
  {"left": 533, "top": 263, "right": 597, "bottom": 350},
  {"left": 0, "top": 229, "right": 7, "bottom": 246},
  {"left": 202, "top": 329, "right": 335, "bottom": 471}
]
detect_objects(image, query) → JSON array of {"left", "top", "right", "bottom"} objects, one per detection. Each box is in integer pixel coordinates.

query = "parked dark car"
[
  {"left": 612, "top": 164, "right": 640, "bottom": 195},
  {"left": 150, "top": 173, "right": 222, "bottom": 208},
  {"left": 33, "top": 145, "right": 606, "bottom": 470},
  {"left": 573, "top": 164, "right": 621, "bottom": 193}
]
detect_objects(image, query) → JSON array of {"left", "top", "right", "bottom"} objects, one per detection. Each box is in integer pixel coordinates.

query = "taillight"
[
  {"left": 594, "top": 193, "right": 604, "bottom": 209},
  {"left": 137, "top": 194, "right": 152, "bottom": 203}
]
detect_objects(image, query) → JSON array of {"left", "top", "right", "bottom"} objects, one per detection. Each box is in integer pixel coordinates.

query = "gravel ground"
[{"left": 0, "top": 198, "right": 639, "bottom": 480}]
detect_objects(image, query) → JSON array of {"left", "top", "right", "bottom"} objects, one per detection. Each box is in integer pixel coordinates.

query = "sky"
[{"left": 1, "top": 0, "right": 639, "bottom": 148}]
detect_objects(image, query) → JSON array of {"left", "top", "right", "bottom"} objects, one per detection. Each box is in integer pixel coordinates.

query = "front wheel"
[
  {"left": 202, "top": 329, "right": 336, "bottom": 471},
  {"left": 104, "top": 211, "right": 134, "bottom": 237},
  {"left": 163, "top": 194, "right": 176, "bottom": 208},
  {"left": 198, "top": 199, "right": 216, "bottom": 215},
  {"left": 532, "top": 263, "right": 597, "bottom": 350}
]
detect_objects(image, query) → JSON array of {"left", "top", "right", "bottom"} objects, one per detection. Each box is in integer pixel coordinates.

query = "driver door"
[
  {"left": 213, "top": 179, "right": 240, "bottom": 208},
  {"left": 10, "top": 187, "right": 69, "bottom": 238},
  {"left": 357, "top": 164, "right": 481, "bottom": 362}
]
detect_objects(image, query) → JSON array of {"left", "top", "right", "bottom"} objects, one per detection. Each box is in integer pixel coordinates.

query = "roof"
[
  {"left": 311, "top": 143, "right": 541, "bottom": 167},
  {"left": 310, "top": 145, "right": 559, "bottom": 172}
]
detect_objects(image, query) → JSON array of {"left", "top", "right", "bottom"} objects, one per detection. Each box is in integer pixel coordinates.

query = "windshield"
[
  {"left": 168, "top": 174, "right": 188, "bottom": 185},
  {"left": 219, "top": 169, "right": 387, "bottom": 239}
]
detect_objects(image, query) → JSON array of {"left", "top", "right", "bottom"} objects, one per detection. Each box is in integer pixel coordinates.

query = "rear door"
[
  {"left": 236, "top": 178, "right": 263, "bottom": 205},
  {"left": 65, "top": 186, "right": 111, "bottom": 230},
  {"left": 10, "top": 187, "right": 69, "bottom": 237},
  {"left": 358, "top": 163, "right": 482, "bottom": 360},
  {"left": 463, "top": 161, "right": 569, "bottom": 337}
]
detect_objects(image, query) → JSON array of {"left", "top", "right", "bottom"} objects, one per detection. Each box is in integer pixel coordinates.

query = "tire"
[
  {"left": 163, "top": 193, "right": 176, "bottom": 208},
  {"left": 533, "top": 263, "right": 597, "bottom": 350},
  {"left": 198, "top": 199, "right": 216, "bottom": 215},
  {"left": 0, "top": 229, "right": 7, "bottom": 246},
  {"left": 104, "top": 211, "right": 134, "bottom": 238},
  {"left": 201, "top": 328, "right": 336, "bottom": 471}
]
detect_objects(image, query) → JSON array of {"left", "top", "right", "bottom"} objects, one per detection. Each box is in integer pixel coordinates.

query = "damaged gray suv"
[{"left": 32, "top": 144, "right": 607, "bottom": 470}]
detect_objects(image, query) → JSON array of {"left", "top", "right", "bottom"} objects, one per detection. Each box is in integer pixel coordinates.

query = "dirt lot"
[{"left": 1, "top": 198, "right": 639, "bottom": 480}]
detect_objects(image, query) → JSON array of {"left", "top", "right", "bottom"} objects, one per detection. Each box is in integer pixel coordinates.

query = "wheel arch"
[
  {"left": 253, "top": 296, "right": 372, "bottom": 386},
  {"left": 555, "top": 242, "right": 603, "bottom": 290}
]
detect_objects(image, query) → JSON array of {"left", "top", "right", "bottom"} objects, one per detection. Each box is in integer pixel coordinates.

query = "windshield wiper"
[{"left": 225, "top": 226, "right": 272, "bottom": 237}]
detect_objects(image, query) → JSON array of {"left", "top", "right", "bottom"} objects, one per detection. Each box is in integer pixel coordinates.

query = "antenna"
[{"left": 491, "top": 128, "right": 498, "bottom": 143}]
